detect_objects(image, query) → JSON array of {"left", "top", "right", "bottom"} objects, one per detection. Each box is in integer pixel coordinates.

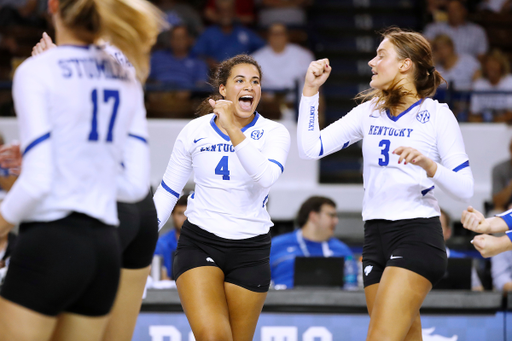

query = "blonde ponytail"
[
  {"left": 59, "top": 0, "right": 167, "bottom": 83},
  {"left": 95, "top": 0, "right": 167, "bottom": 83}
]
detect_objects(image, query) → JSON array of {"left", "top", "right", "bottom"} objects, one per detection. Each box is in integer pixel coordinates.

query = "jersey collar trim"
[
  {"left": 209, "top": 112, "right": 260, "bottom": 141},
  {"left": 386, "top": 98, "right": 423, "bottom": 122}
]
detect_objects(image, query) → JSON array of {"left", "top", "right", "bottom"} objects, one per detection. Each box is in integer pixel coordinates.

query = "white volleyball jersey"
[
  {"left": 153, "top": 112, "right": 290, "bottom": 239},
  {"left": 1, "top": 45, "right": 145, "bottom": 225},
  {"left": 298, "top": 93, "right": 473, "bottom": 221}
]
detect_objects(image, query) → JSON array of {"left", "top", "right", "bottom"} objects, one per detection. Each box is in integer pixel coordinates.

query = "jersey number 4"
[
  {"left": 215, "top": 156, "right": 230, "bottom": 180},
  {"left": 88, "top": 89, "right": 120, "bottom": 142}
]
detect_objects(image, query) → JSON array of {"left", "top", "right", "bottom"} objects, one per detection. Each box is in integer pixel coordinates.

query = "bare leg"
[
  {"left": 176, "top": 267, "right": 233, "bottom": 341},
  {"left": 0, "top": 297, "right": 57, "bottom": 341},
  {"left": 102, "top": 266, "right": 151, "bottom": 341},
  {"left": 365, "top": 283, "right": 422, "bottom": 341},
  {"left": 51, "top": 313, "right": 110, "bottom": 341},
  {"left": 224, "top": 282, "right": 267, "bottom": 341},
  {"left": 365, "top": 267, "right": 431, "bottom": 341}
]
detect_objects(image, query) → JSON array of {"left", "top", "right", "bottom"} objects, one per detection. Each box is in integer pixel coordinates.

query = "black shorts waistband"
[{"left": 181, "top": 219, "right": 271, "bottom": 249}]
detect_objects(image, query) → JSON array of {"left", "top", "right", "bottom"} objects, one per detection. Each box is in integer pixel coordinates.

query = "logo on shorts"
[
  {"left": 364, "top": 265, "right": 373, "bottom": 276},
  {"left": 251, "top": 129, "right": 264, "bottom": 140},
  {"left": 416, "top": 110, "right": 430, "bottom": 124},
  {"left": 390, "top": 255, "right": 403, "bottom": 260},
  {"left": 206, "top": 257, "right": 215, "bottom": 263}
]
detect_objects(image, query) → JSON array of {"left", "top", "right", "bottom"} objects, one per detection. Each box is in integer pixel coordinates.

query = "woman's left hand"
[{"left": 393, "top": 146, "right": 437, "bottom": 177}]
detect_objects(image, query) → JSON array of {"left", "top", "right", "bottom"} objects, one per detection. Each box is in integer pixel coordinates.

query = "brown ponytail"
[
  {"left": 356, "top": 27, "right": 446, "bottom": 112},
  {"left": 59, "top": 0, "right": 167, "bottom": 83},
  {"left": 196, "top": 54, "right": 263, "bottom": 116}
]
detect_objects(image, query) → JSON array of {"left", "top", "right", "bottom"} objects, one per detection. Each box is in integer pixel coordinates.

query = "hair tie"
[{"left": 428, "top": 66, "right": 435, "bottom": 75}]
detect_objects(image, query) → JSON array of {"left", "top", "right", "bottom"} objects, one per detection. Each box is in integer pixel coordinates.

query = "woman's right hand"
[{"left": 303, "top": 59, "right": 331, "bottom": 97}]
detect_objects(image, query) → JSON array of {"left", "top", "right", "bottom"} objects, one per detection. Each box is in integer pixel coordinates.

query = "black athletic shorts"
[
  {"left": 362, "top": 217, "right": 447, "bottom": 287},
  {"left": 173, "top": 219, "right": 271, "bottom": 293},
  {"left": 117, "top": 191, "right": 158, "bottom": 269},
  {"left": 0, "top": 213, "right": 121, "bottom": 317}
]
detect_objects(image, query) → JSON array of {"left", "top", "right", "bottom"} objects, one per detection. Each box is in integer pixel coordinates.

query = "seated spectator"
[
  {"left": 192, "top": 0, "right": 265, "bottom": 69},
  {"left": 469, "top": 49, "right": 512, "bottom": 123},
  {"left": 432, "top": 34, "right": 481, "bottom": 91},
  {"left": 479, "top": 0, "right": 512, "bottom": 13},
  {"left": 492, "top": 139, "right": 512, "bottom": 212},
  {"left": 423, "top": 0, "right": 488, "bottom": 61},
  {"left": 252, "top": 23, "right": 314, "bottom": 121},
  {"left": 491, "top": 249, "right": 512, "bottom": 291},
  {"left": 149, "top": 25, "right": 208, "bottom": 88},
  {"left": 0, "top": 0, "right": 47, "bottom": 27},
  {"left": 153, "top": 195, "right": 188, "bottom": 280},
  {"left": 269, "top": 196, "right": 353, "bottom": 289},
  {"left": 147, "top": 25, "right": 208, "bottom": 118},
  {"left": 256, "top": 0, "right": 311, "bottom": 28},
  {"left": 440, "top": 209, "right": 483, "bottom": 291},
  {"left": 431, "top": 34, "right": 480, "bottom": 120},
  {"left": 204, "top": 0, "right": 255, "bottom": 26},
  {"left": 154, "top": 0, "right": 204, "bottom": 38}
]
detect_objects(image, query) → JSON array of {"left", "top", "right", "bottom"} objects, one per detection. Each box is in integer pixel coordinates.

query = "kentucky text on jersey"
[
  {"left": 200, "top": 143, "right": 236, "bottom": 153},
  {"left": 308, "top": 106, "right": 315, "bottom": 131},
  {"left": 58, "top": 58, "right": 129, "bottom": 81},
  {"left": 368, "top": 125, "right": 414, "bottom": 137}
]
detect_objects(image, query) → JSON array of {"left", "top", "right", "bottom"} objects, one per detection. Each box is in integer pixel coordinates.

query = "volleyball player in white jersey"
[
  {"left": 153, "top": 54, "right": 290, "bottom": 341},
  {"left": 0, "top": 0, "right": 162, "bottom": 340},
  {"left": 298, "top": 28, "right": 473, "bottom": 341}
]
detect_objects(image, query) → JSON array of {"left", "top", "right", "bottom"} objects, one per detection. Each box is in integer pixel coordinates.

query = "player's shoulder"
[
  {"left": 178, "top": 114, "right": 214, "bottom": 136},
  {"left": 254, "top": 114, "right": 290, "bottom": 138}
]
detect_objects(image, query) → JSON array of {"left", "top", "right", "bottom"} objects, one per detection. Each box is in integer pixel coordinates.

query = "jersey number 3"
[
  {"left": 88, "top": 89, "right": 120, "bottom": 142},
  {"left": 215, "top": 156, "right": 230, "bottom": 180},
  {"left": 378, "top": 139, "right": 390, "bottom": 166}
]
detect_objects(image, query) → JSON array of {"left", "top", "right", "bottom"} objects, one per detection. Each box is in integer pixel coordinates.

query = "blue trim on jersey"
[
  {"left": 498, "top": 209, "right": 512, "bottom": 230},
  {"left": 453, "top": 160, "right": 470, "bottom": 172},
  {"left": 269, "top": 159, "right": 284, "bottom": 173},
  {"left": 191, "top": 192, "right": 195, "bottom": 199},
  {"left": 506, "top": 231, "right": 512, "bottom": 243},
  {"left": 60, "top": 44, "right": 95, "bottom": 50},
  {"left": 421, "top": 185, "right": 435, "bottom": 196},
  {"left": 241, "top": 112, "right": 260, "bottom": 132},
  {"left": 319, "top": 136, "right": 324, "bottom": 156},
  {"left": 209, "top": 112, "right": 261, "bottom": 141},
  {"left": 128, "top": 134, "right": 148, "bottom": 144},
  {"left": 22, "top": 132, "right": 51, "bottom": 156},
  {"left": 161, "top": 180, "right": 179, "bottom": 198},
  {"left": 386, "top": 98, "right": 423, "bottom": 122},
  {"left": 342, "top": 141, "right": 349, "bottom": 149},
  {"left": 120, "top": 162, "right": 125, "bottom": 169},
  {"left": 262, "top": 194, "right": 269, "bottom": 207}
]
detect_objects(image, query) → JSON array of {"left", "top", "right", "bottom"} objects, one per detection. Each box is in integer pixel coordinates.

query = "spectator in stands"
[
  {"left": 491, "top": 139, "right": 512, "bottom": 212},
  {"left": 147, "top": 25, "right": 208, "bottom": 118},
  {"left": 149, "top": 25, "right": 208, "bottom": 88},
  {"left": 153, "top": 196, "right": 187, "bottom": 280},
  {"left": 432, "top": 34, "right": 481, "bottom": 91},
  {"left": 431, "top": 34, "right": 481, "bottom": 120},
  {"left": 423, "top": 0, "right": 488, "bottom": 61},
  {"left": 479, "top": 0, "right": 512, "bottom": 13},
  {"left": 269, "top": 196, "right": 353, "bottom": 289},
  {"left": 252, "top": 22, "right": 314, "bottom": 121},
  {"left": 256, "top": 0, "right": 311, "bottom": 28},
  {"left": 469, "top": 49, "right": 512, "bottom": 123},
  {"left": 154, "top": 0, "right": 203, "bottom": 38},
  {"left": 204, "top": 0, "right": 255, "bottom": 26},
  {"left": 491, "top": 250, "right": 512, "bottom": 291},
  {"left": 440, "top": 208, "right": 483, "bottom": 291},
  {"left": 192, "top": 0, "right": 265, "bottom": 69}
]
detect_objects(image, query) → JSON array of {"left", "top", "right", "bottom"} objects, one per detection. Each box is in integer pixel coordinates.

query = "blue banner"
[{"left": 133, "top": 312, "right": 505, "bottom": 341}]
